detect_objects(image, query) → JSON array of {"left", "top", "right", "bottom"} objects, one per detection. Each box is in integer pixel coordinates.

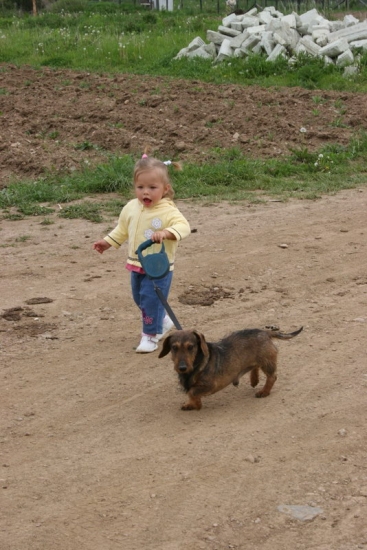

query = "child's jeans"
[{"left": 131, "top": 271, "right": 173, "bottom": 335}]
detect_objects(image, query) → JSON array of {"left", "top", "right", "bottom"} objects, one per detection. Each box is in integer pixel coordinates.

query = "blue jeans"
[{"left": 131, "top": 271, "right": 173, "bottom": 335}]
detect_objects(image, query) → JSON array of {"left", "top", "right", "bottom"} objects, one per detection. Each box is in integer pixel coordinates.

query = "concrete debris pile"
[{"left": 175, "top": 7, "right": 367, "bottom": 68}]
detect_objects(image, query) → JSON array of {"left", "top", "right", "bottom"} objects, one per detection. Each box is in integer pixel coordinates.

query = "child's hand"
[
  {"left": 93, "top": 240, "right": 111, "bottom": 254},
  {"left": 151, "top": 230, "right": 175, "bottom": 243}
]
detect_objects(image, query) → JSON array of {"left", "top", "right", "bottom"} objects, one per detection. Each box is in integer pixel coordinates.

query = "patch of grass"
[
  {"left": 59, "top": 203, "right": 104, "bottom": 223},
  {"left": 2, "top": 212, "right": 25, "bottom": 220},
  {"left": 1, "top": 131, "right": 367, "bottom": 220},
  {"left": 15, "top": 234, "right": 32, "bottom": 242},
  {"left": 40, "top": 218, "right": 55, "bottom": 225},
  {"left": 74, "top": 140, "right": 99, "bottom": 151},
  {"left": 17, "top": 204, "right": 55, "bottom": 216}
]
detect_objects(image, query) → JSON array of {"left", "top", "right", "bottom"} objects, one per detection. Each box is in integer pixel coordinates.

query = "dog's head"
[{"left": 158, "top": 330, "right": 209, "bottom": 375}]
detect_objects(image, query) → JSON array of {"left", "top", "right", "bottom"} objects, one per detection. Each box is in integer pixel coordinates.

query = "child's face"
[{"left": 135, "top": 169, "right": 169, "bottom": 208}]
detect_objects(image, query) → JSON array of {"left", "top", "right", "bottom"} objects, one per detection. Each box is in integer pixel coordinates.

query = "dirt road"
[{"left": 1, "top": 185, "right": 367, "bottom": 549}]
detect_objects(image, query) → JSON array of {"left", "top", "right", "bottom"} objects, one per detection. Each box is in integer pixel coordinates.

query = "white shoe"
[
  {"left": 136, "top": 334, "right": 158, "bottom": 353},
  {"left": 157, "top": 315, "right": 175, "bottom": 341}
]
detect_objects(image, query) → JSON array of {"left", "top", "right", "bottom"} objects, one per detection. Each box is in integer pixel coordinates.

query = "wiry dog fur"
[{"left": 159, "top": 327, "right": 303, "bottom": 410}]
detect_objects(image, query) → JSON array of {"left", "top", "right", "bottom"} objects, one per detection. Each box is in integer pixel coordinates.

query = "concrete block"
[
  {"left": 312, "top": 25, "right": 330, "bottom": 41},
  {"left": 329, "top": 21, "right": 344, "bottom": 33},
  {"left": 282, "top": 13, "right": 297, "bottom": 29},
  {"left": 218, "top": 25, "right": 241, "bottom": 37},
  {"left": 328, "top": 21, "right": 367, "bottom": 43},
  {"left": 299, "top": 35, "right": 321, "bottom": 56},
  {"left": 349, "top": 39, "right": 367, "bottom": 50},
  {"left": 186, "top": 36, "right": 205, "bottom": 51},
  {"left": 336, "top": 49, "right": 354, "bottom": 66},
  {"left": 294, "top": 13, "right": 302, "bottom": 29},
  {"left": 343, "top": 65, "right": 359, "bottom": 76},
  {"left": 203, "top": 42, "right": 217, "bottom": 57},
  {"left": 215, "top": 38, "right": 233, "bottom": 62},
  {"left": 344, "top": 14, "right": 359, "bottom": 27},
  {"left": 315, "top": 35, "right": 329, "bottom": 47},
  {"left": 244, "top": 8, "right": 258, "bottom": 17},
  {"left": 241, "top": 16, "right": 260, "bottom": 29},
  {"left": 264, "top": 6, "right": 283, "bottom": 18},
  {"left": 295, "top": 42, "right": 307, "bottom": 55},
  {"left": 222, "top": 13, "right": 237, "bottom": 27},
  {"left": 242, "top": 34, "right": 261, "bottom": 50},
  {"left": 260, "top": 31, "right": 276, "bottom": 56},
  {"left": 230, "top": 21, "right": 244, "bottom": 32},
  {"left": 306, "top": 16, "right": 326, "bottom": 34},
  {"left": 252, "top": 42, "right": 263, "bottom": 54},
  {"left": 229, "top": 31, "right": 249, "bottom": 49},
  {"left": 266, "top": 18, "right": 284, "bottom": 33},
  {"left": 239, "top": 35, "right": 261, "bottom": 55},
  {"left": 267, "top": 43, "right": 287, "bottom": 61},
  {"left": 174, "top": 47, "right": 189, "bottom": 59},
  {"left": 299, "top": 9, "right": 320, "bottom": 26},
  {"left": 324, "top": 55, "right": 334, "bottom": 65},
  {"left": 258, "top": 10, "right": 273, "bottom": 25},
  {"left": 319, "top": 38, "right": 349, "bottom": 57},
  {"left": 207, "top": 30, "right": 228, "bottom": 46},
  {"left": 234, "top": 47, "right": 246, "bottom": 57},
  {"left": 187, "top": 47, "right": 213, "bottom": 59},
  {"left": 246, "top": 25, "right": 266, "bottom": 36},
  {"left": 297, "top": 25, "right": 309, "bottom": 36},
  {"left": 274, "top": 27, "right": 300, "bottom": 50}
]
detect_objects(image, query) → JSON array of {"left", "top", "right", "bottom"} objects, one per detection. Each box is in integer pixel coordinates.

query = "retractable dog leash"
[{"left": 135, "top": 239, "right": 183, "bottom": 331}]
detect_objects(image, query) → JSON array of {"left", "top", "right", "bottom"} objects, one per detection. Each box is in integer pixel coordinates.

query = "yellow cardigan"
[{"left": 104, "top": 198, "right": 190, "bottom": 270}]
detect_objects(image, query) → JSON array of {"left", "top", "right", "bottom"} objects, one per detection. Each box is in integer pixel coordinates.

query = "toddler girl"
[{"left": 93, "top": 152, "right": 190, "bottom": 353}]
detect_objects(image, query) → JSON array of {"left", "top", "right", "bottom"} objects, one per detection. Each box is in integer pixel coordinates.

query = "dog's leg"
[
  {"left": 250, "top": 367, "right": 259, "bottom": 388},
  {"left": 255, "top": 373, "right": 277, "bottom": 398},
  {"left": 181, "top": 392, "right": 202, "bottom": 411}
]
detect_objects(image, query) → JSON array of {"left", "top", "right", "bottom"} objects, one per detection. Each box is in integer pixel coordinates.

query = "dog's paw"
[
  {"left": 181, "top": 401, "right": 202, "bottom": 411},
  {"left": 255, "top": 389, "right": 270, "bottom": 398}
]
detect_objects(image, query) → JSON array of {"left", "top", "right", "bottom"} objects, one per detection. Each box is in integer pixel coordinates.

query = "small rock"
[
  {"left": 254, "top": 517, "right": 261, "bottom": 524},
  {"left": 278, "top": 243, "right": 288, "bottom": 248},
  {"left": 338, "top": 429, "right": 347, "bottom": 436},
  {"left": 174, "top": 141, "right": 186, "bottom": 152},
  {"left": 245, "top": 454, "right": 260, "bottom": 463},
  {"left": 277, "top": 504, "right": 323, "bottom": 521}
]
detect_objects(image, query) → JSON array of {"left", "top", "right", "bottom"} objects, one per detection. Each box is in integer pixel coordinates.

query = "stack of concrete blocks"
[{"left": 174, "top": 7, "right": 367, "bottom": 69}]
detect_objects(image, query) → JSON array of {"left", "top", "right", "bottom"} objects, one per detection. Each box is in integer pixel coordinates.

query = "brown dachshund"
[{"left": 159, "top": 327, "right": 303, "bottom": 410}]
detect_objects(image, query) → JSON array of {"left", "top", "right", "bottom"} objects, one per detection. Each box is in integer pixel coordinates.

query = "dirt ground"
[
  {"left": 1, "top": 65, "right": 367, "bottom": 550},
  {"left": 2, "top": 64, "right": 367, "bottom": 186}
]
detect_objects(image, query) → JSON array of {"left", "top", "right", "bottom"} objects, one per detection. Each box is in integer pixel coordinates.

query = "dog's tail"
[{"left": 267, "top": 326, "right": 303, "bottom": 340}]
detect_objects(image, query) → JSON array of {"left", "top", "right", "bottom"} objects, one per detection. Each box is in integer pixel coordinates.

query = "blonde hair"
[{"left": 133, "top": 149, "right": 182, "bottom": 200}]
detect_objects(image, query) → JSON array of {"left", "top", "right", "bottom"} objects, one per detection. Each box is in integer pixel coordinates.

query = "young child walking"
[{"left": 93, "top": 152, "right": 190, "bottom": 353}]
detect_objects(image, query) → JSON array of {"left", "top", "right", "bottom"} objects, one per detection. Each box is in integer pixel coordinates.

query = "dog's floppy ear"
[
  {"left": 193, "top": 331, "right": 209, "bottom": 360},
  {"left": 158, "top": 335, "right": 172, "bottom": 358}
]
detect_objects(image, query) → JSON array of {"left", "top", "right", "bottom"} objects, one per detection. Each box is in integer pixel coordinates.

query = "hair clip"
[
  {"left": 142, "top": 153, "right": 148, "bottom": 159},
  {"left": 163, "top": 160, "right": 172, "bottom": 166}
]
